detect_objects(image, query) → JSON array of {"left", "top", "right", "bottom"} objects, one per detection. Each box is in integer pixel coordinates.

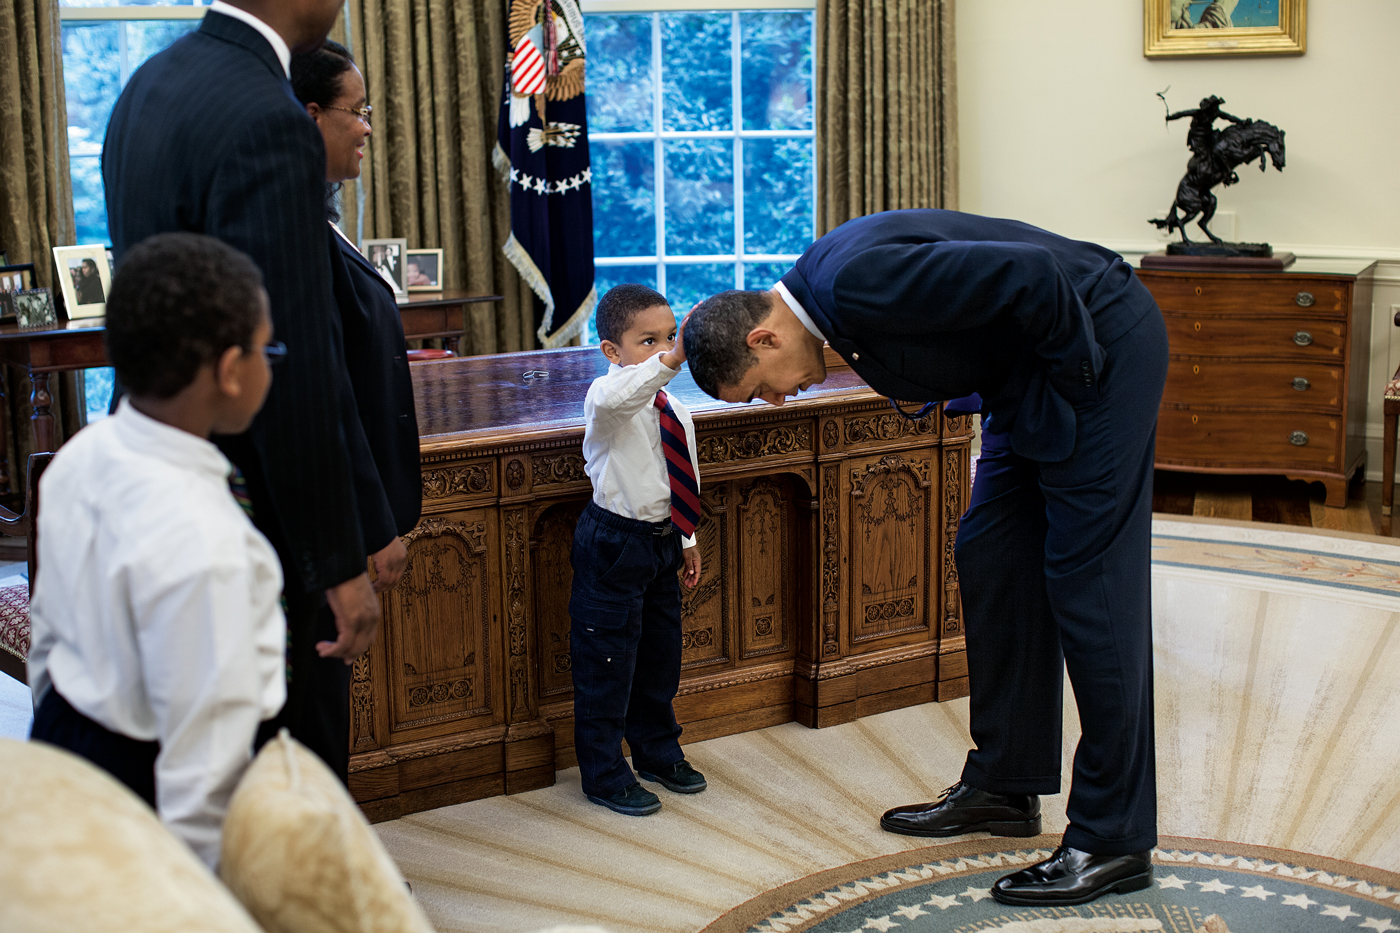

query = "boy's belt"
[{"left": 585, "top": 501, "right": 675, "bottom": 536}]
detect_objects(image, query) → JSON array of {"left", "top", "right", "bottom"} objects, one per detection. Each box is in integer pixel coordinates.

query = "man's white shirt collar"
[
  {"left": 209, "top": 1, "right": 291, "bottom": 78},
  {"left": 773, "top": 280, "right": 826, "bottom": 342}
]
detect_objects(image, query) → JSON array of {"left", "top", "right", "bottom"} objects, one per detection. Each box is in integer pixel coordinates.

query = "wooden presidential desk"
[{"left": 350, "top": 346, "right": 974, "bottom": 820}]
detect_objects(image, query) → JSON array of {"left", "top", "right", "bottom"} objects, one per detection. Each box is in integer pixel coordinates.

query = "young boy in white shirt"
[
  {"left": 28, "top": 232, "right": 286, "bottom": 869},
  {"left": 571, "top": 284, "right": 706, "bottom": 816}
]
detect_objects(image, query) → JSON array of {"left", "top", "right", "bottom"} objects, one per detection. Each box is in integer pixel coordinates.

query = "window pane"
[
  {"left": 588, "top": 263, "right": 657, "bottom": 344},
  {"left": 70, "top": 156, "right": 108, "bottom": 246},
  {"left": 660, "top": 12, "right": 731, "bottom": 132},
  {"left": 743, "top": 138, "right": 812, "bottom": 255},
  {"left": 62, "top": 22, "right": 121, "bottom": 151},
  {"left": 743, "top": 261, "right": 792, "bottom": 290},
  {"left": 740, "top": 11, "right": 813, "bottom": 131},
  {"left": 127, "top": 20, "right": 199, "bottom": 73},
  {"left": 665, "top": 263, "right": 734, "bottom": 316},
  {"left": 584, "top": 14, "right": 652, "bottom": 133},
  {"left": 664, "top": 138, "right": 732, "bottom": 255},
  {"left": 83, "top": 368, "right": 115, "bottom": 423},
  {"left": 591, "top": 140, "right": 655, "bottom": 257}
]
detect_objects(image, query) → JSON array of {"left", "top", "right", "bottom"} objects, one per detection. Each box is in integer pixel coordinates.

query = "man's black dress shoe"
[
  {"left": 879, "top": 782, "right": 1041, "bottom": 838},
  {"left": 991, "top": 846, "right": 1153, "bottom": 906}
]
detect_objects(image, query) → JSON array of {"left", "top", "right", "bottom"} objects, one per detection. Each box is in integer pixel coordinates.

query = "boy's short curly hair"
[
  {"left": 104, "top": 232, "right": 266, "bottom": 400},
  {"left": 595, "top": 283, "right": 670, "bottom": 343}
]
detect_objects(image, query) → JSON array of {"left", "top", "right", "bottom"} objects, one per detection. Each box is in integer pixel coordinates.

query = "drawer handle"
[
  {"left": 1290, "top": 431, "right": 1309, "bottom": 446},
  {"left": 1296, "top": 291, "right": 1315, "bottom": 307},
  {"left": 1292, "top": 377, "right": 1310, "bottom": 391},
  {"left": 1293, "top": 330, "right": 1313, "bottom": 346}
]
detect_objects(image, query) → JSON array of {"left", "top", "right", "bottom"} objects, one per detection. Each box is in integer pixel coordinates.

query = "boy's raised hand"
[
  {"left": 660, "top": 306, "right": 698, "bottom": 371},
  {"left": 681, "top": 545, "right": 702, "bottom": 588}
]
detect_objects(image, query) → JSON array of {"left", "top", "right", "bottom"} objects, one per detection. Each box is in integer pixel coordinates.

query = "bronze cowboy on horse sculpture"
[{"left": 1151, "top": 95, "right": 1286, "bottom": 250}]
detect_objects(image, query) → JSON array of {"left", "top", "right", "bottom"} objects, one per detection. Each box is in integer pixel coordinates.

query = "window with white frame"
[
  {"left": 58, "top": 1, "right": 209, "bottom": 421},
  {"left": 584, "top": 3, "right": 816, "bottom": 338}
]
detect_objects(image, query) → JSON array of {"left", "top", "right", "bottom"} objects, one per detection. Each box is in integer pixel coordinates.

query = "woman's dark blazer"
[{"left": 328, "top": 225, "right": 422, "bottom": 540}]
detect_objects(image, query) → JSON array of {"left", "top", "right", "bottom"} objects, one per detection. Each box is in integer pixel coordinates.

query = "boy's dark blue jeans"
[{"left": 569, "top": 501, "right": 686, "bottom": 798}]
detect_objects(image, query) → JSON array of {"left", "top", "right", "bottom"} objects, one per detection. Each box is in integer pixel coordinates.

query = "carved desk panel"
[{"left": 351, "top": 347, "right": 972, "bottom": 821}]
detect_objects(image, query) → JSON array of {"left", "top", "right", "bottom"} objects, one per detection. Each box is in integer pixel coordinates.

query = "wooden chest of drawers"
[{"left": 1137, "top": 260, "right": 1376, "bottom": 507}]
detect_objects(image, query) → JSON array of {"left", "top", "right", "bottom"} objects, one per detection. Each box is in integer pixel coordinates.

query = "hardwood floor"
[{"left": 1152, "top": 470, "right": 1398, "bottom": 539}]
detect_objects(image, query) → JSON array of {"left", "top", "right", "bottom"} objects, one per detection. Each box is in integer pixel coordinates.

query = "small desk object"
[
  {"left": 1136, "top": 259, "right": 1376, "bottom": 507},
  {"left": 349, "top": 347, "right": 974, "bottom": 820},
  {"left": 396, "top": 290, "right": 503, "bottom": 355}
]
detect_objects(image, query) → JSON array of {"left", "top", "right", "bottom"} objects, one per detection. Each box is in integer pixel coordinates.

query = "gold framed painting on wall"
[{"left": 1145, "top": 0, "right": 1305, "bottom": 58}]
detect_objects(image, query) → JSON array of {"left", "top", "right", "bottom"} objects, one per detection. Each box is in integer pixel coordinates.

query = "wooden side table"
[
  {"left": 1137, "top": 259, "right": 1376, "bottom": 508},
  {"left": 0, "top": 319, "right": 108, "bottom": 466},
  {"left": 397, "top": 290, "right": 503, "bottom": 355}
]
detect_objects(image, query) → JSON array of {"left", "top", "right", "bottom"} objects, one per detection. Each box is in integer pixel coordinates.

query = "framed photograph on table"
[
  {"left": 405, "top": 248, "right": 444, "bottom": 292},
  {"left": 52, "top": 244, "right": 114, "bottom": 319},
  {"left": 1145, "top": 0, "right": 1305, "bottom": 58},
  {"left": 14, "top": 288, "right": 57, "bottom": 329},
  {"left": 0, "top": 262, "right": 35, "bottom": 294},
  {"left": 362, "top": 237, "right": 409, "bottom": 297}
]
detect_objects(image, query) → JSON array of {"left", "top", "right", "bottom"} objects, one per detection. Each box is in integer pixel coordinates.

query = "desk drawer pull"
[
  {"left": 1293, "top": 330, "right": 1313, "bottom": 346},
  {"left": 1296, "top": 291, "right": 1315, "bottom": 307},
  {"left": 1290, "top": 431, "right": 1309, "bottom": 446},
  {"left": 1292, "top": 377, "right": 1310, "bottom": 391}
]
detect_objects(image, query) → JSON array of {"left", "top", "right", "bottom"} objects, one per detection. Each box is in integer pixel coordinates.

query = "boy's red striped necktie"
[{"left": 654, "top": 389, "right": 700, "bottom": 537}]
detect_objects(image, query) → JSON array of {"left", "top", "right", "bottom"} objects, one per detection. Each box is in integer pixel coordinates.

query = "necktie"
[
  {"left": 228, "top": 465, "right": 255, "bottom": 518},
  {"left": 654, "top": 389, "right": 700, "bottom": 537}
]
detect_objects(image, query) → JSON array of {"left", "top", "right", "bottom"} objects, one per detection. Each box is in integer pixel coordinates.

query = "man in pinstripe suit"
[{"left": 102, "top": 1, "right": 382, "bottom": 782}]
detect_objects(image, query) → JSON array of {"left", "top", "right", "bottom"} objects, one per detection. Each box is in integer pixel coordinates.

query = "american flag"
[{"left": 512, "top": 26, "right": 547, "bottom": 96}]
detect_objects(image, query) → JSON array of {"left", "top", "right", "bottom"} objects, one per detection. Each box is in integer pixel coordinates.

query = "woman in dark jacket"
[{"left": 292, "top": 42, "right": 420, "bottom": 586}]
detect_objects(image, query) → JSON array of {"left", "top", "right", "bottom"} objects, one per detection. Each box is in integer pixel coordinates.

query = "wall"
[{"left": 956, "top": 0, "right": 1400, "bottom": 481}]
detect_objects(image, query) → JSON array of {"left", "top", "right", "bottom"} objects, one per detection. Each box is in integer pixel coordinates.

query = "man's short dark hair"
[
  {"left": 681, "top": 289, "right": 773, "bottom": 398},
  {"left": 595, "top": 283, "right": 669, "bottom": 343},
  {"left": 105, "top": 232, "right": 265, "bottom": 400}
]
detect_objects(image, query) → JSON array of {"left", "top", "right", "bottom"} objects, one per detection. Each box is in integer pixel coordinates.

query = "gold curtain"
[
  {"left": 816, "top": 0, "right": 958, "bottom": 235},
  {"left": 0, "top": 0, "right": 81, "bottom": 497},
  {"left": 341, "top": 0, "right": 535, "bottom": 355}
]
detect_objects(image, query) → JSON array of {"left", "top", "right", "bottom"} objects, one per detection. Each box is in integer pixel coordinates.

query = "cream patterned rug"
[{"left": 374, "top": 517, "right": 1400, "bottom": 933}]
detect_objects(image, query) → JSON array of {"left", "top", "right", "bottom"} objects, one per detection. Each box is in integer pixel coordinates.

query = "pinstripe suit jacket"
[{"left": 102, "top": 12, "right": 366, "bottom": 594}]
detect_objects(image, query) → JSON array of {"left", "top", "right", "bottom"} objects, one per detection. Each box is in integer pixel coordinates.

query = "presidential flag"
[{"left": 495, "top": 0, "right": 596, "bottom": 347}]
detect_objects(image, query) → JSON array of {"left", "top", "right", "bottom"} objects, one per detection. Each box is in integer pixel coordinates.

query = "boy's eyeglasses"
[{"left": 263, "top": 341, "right": 288, "bottom": 365}]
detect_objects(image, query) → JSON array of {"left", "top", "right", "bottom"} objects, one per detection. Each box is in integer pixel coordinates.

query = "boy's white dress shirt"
[
  {"left": 28, "top": 400, "right": 286, "bottom": 868},
  {"left": 583, "top": 353, "right": 701, "bottom": 549}
]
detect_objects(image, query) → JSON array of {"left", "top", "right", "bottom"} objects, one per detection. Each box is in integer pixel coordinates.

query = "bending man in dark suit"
[
  {"left": 102, "top": 0, "right": 395, "bottom": 780},
  {"left": 684, "top": 209, "right": 1168, "bottom": 907}
]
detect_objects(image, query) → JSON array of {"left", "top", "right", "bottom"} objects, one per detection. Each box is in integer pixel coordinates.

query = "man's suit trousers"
[{"left": 954, "top": 305, "right": 1169, "bottom": 856}]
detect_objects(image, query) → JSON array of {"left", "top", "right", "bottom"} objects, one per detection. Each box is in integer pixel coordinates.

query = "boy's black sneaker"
[
  {"left": 586, "top": 782, "right": 662, "bottom": 816},
  {"left": 637, "top": 760, "right": 707, "bottom": 794}
]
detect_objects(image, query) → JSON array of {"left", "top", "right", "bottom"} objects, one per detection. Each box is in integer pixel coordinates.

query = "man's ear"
[
  {"left": 599, "top": 339, "right": 622, "bottom": 365},
  {"left": 214, "top": 344, "right": 246, "bottom": 398},
  {"left": 746, "top": 327, "right": 780, "bottom": 351}
]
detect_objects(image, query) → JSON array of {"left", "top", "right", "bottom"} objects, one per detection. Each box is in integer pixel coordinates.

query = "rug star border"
[
  {"left": 1150, "top": 516, "right": 1400, "bottom": 599},
  {"left": 701, "top": 835, "right": 1400, "bottom": 933}
]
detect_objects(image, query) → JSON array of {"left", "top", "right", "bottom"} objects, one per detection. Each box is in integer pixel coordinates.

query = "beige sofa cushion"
[
  {"left": 220, "top": 730, "right": 434, "bottom": 933},
  {"left": 0, "top": 737, "right": 263, "bottom": 933}
]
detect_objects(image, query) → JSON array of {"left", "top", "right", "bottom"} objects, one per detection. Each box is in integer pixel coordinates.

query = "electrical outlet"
[{"left": 1154, "top": 209, "right": 1237, "bottom": 242}]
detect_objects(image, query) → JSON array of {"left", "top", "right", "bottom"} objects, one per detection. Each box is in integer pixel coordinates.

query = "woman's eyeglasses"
[{"left": 325, "top": 104, "right": 372, "bottom": 126}]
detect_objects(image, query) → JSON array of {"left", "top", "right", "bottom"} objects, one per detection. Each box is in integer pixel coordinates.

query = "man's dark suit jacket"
[
  {"left": 780, "top": 209, "right": 1157, "bottom": 462},
  {"left": 103, "top": 12, "right": 366, "bottom": 593},
  {"left": 329, "top": 227, "right": 422, "bottom": 540}
]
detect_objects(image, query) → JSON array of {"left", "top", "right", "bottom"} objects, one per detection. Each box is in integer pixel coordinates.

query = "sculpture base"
[
  {"left": 1141, "top": 250, "right": 1295, "bottom": 272},
  {"left": 1165, "top": 241, "right": 1274, "bottom": 258}
]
